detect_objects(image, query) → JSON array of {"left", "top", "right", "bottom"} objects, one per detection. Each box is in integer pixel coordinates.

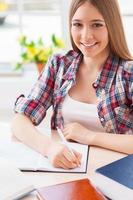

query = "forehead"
[{"left": 72, "top": 1, "right": 104, "bottom": 21}]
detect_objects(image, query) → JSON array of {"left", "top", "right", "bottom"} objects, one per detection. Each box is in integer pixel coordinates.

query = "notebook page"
[
  {"left": 0, "top": 134, "right": 89, "bottom": 173},
  {"left": 37, "top": 142, "right": 89, "bottom": 172}
]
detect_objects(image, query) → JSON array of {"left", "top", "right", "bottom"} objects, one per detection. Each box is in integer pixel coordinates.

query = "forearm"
[
  {"left": 90, "top": 131, "right": 133, "bottom": 154},
  {"left": 11, "top": 113, "right": 52, "bottom": 156}
]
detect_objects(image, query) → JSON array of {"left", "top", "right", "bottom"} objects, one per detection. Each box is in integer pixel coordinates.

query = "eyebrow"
[{"left": 72, "top": 19, "right": 105, "bottom": 23}]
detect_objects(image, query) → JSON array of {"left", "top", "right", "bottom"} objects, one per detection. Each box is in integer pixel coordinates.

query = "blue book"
[
  {"left": 91, "top": 155, "right": 133, "bottom": 200},
  {"left": 96, "top": 154, "right": 133, "bottom": 189}
]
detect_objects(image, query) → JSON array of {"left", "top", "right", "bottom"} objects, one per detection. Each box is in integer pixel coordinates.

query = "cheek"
[
  {"left": 71, "top": 30, "right": 76, "bottom": 38},
  {"left": 71, "top": 35, "right": 79, "bottom": 46},
  {"left": 101, "top": 30, "right": 109, "bottom": 43},
  {"left": 71, "top": 28, "right": 79, "bottom": 41},
  {"left": 99, "top": 30, "right": 109, "bottom": 44}
]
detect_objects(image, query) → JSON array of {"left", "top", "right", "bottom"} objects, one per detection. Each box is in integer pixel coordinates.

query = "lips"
[{"left": 81, "top": 42, "right": 98, "bottom": 47}]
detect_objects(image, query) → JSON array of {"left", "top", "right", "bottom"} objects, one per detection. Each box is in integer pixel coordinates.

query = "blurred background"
[{"left": 0, "top": 0, "right": 133, "bottom": 125}]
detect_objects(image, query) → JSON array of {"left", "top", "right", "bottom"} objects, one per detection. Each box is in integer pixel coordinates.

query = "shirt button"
[
  {"left": 100, "top": 117, "right": 104, "bottom": 122},
  {"left": 92, "top": 82, "right": 98, "bottom": 89}
]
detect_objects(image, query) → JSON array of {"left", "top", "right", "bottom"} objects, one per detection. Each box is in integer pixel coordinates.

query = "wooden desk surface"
[{"left": 0, "top": 122, "right": 126, "bottom": 200}]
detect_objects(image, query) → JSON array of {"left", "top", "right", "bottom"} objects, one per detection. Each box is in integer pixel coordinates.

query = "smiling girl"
[{"left": 12, "top": 0, "right": 133, "bottom": 169}]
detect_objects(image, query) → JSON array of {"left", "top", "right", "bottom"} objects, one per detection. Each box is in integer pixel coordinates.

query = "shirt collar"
[
  {"left": 62, "top": 52, "right": 82, "bottom": 81},
  {"left": 62, "top": 52, "right": 120, "bottom": 91},
  {"left": 96, "top": 54, "right": 120, "bottom": 91}
]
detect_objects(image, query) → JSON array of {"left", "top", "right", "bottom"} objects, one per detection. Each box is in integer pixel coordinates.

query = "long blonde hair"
[{"left": 69, "top": 0, "right": 133, "bottom": 60}]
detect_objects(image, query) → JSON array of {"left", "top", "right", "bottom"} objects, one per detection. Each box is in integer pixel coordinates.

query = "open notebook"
[
  {"left": 0, "top": 136, "right": 89, "bottom": 173},
  {"left": 0, "top": 157, "right": 35, "bottom": 200}
]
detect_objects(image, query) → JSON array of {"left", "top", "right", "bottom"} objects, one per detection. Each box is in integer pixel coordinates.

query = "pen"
[{"left": 56, "top": 127, "right": 75, "bottom": 157}]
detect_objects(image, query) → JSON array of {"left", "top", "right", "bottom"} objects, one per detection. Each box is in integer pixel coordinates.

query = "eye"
[
  {"left": 92, "top": 23, "right": 104, "bottom": 28},
  {"left": 72, "top": 22, "right": 82, "bottom": 28}
]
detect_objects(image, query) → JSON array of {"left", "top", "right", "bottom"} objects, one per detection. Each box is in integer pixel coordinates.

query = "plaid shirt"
[{"left": 14, "top": 50, "right": 133, "bottom": 134}]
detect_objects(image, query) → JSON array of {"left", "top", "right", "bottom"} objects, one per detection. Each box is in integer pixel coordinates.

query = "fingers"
[
  {"left": 52, "top": 147, "right": 81, "bottom": 169},
  {"left": 62, "top": 125, "right": 70, "bottom": 136},
  {"left": 62, "top": 124, "right": 75, "bottom": 139},
  {"left": 52, "top": 154, "right": 79, "bottom": 169},
  {"left": 65, "top": 134, "right": 70, "bottom": 140},
  {"left": 72, "top": 149, "right": 82, "bottom": 166},
  {"left": 59, "top": 155, "right": 78, "bottom": 169},
  {"left": 52, "top": 158, "right": 70, "bottom": 169},
  {"left": 63, "top": 147, "right": 82, "bottom": 167},
  {"left": 59, "top": 130, "right": 82, "bottom": 166},
  {"left": 62, "top": 129, "right": 71, "bottom": 140},
  {"left": 64, "top": 150, "right": 80, "bottom": 165},
  {"left": 48, "top": 141, "right": 82, "bottom": 170}
]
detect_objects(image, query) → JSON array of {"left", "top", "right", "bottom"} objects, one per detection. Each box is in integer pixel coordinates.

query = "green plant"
[{"left": 15, "top": 34, "right": 65, "bottom": 70}]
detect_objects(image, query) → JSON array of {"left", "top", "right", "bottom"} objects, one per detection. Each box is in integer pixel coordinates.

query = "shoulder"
[
  {"left": 118, "top": 60, "right": 133, "bottom": 83},
  {"left": 49, "top": 50, "right": 80, "bottom": 67},
  {"left": 46, "top": 50, "right": 81, "bottom": 73},
  {"left": 42, "top": 50, "right": 80, "bottom": 77},
  {"left": 120, "top": 60, "right": 133, "bottom": 74}
]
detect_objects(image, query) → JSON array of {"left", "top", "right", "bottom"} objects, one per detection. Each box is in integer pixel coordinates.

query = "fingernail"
[
  {"left": 77, "top": 160, "right": 81, "bottom": 167},
  {"left": 78, "top": 163, "right": 81, "bottom": 167},
  {"left": 72, "top": 163, "right": 77, "bottom": 168}
]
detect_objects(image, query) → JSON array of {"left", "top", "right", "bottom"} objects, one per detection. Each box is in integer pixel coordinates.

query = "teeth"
[{"left": 82, "top": 43, "right": 96, "bottom": 47}]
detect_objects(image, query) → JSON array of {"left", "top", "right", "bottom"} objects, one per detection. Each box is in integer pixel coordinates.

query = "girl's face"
[{"left": 71, "top": 1, "right": 109, "bottom": 59}]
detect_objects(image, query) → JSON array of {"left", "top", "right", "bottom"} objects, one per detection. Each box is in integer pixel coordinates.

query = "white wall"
[{"left": 60, "top": 0, "right": 72, "bottom": 49}]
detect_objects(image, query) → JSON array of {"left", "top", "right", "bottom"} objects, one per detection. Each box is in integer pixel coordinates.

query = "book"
[
  {"left": 91, "top": 154, "right": 133, "bottom": 200},
  {"left": 0, "top": 135, "right": 89, "bottom": 173},
  {"left": 0, "top": 157, "right": 35, "bottom": 200},
  {"left": 36, "top": 178, "right": 107, "bottom": 200}
]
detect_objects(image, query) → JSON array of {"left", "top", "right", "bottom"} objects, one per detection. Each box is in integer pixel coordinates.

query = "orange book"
[{"left": 37, "top": 178, "right": 107, "bottom": 200}]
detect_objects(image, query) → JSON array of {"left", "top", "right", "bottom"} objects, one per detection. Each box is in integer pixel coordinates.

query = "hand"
[
  {"left": 46, "top": 141, "right": 82, "bottom": 169},
  {"left": 63, "top": 122, "right": 95, "bottom": 144}
]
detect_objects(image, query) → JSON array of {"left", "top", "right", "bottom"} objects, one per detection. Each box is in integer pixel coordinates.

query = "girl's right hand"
[{"left": 46, "top": 141, "right": 82, "bottom": 169}]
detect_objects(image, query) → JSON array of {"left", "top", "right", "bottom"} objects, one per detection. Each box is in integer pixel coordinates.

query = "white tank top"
[{"left": 62, "top": 94, "right": 105, "bottom": 132}]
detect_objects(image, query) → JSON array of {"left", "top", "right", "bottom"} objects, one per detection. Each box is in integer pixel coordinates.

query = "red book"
[{"left": 37, "top": 178, "right": 107, "bottom": 200}]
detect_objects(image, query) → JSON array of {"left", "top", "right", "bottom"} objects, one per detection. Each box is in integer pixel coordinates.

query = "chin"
[
  {"left": 82, "top": 52, "right": 98, "bottom": 58},
  {"left": 82, "top": 48, "right": 109, "bottom": 59}
]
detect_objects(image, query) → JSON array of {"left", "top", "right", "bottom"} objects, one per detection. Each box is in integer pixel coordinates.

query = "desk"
[{"left": 0, "top": 122, "right": 126, "bottom": 200}]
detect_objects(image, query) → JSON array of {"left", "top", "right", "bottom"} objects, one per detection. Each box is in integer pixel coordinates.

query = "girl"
[{"left": 12, "top": 0, "right": 133, "bottom": 169}]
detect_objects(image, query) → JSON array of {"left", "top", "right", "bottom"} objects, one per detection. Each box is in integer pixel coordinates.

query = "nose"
[{"left": 81, "top": 26, "right": 93, "bottom": 40}]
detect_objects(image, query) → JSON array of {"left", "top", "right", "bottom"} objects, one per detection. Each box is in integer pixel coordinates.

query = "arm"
[
  {"left": 63, "top": 123, "right": 133, "bottom": 154},
  {"left": 92, "top": 131, "right": 133, "bottom": 154},
  {"left": 11, "top": 113, "right": 81, "bottom": 169},
  {"left": 11, "top": 113, "right": 51, "bottom": 156}
]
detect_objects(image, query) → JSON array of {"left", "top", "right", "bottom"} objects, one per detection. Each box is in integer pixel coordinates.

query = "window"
[
  {"left": 0, "top": 0, "right": 133, "bottom": 65},
  {"left": 0, "top": 0, "right": 62, "bottom": 63},
  {"left": 118, "top": 0, "right": 133, "bottom": 53}
]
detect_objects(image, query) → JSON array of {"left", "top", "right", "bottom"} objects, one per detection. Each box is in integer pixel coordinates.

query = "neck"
[{"left": 83, "top": 51, "right": 110, "bottom": 72}]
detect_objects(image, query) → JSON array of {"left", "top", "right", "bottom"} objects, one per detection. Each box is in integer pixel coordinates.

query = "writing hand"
[{"left": 46, "top": 141, "right": 81, "bottom": 169}]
